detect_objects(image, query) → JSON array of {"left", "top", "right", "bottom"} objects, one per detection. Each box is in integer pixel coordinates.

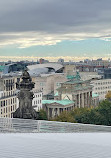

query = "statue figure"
[
  {"left": 13, "top": 70, "right": 38, "bottom": 119},
  {"left": 67, "top": 71, "right": 81, "bottom": 81}
]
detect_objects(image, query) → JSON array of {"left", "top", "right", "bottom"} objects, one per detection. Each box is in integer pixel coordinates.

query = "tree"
[
  {"left": 71, "top": 107, "right": 91, "bottom": 124},
  {"left": 96, "top": 100, "right": 111, "bottom": 125},
  {"left": 38, "top": 109, "right": 47, "bottom": 120},
  {"left": 53, "top": 111, "right": 75, "bottom": 123},
  {"left": 50, "top": 100, "right": 111, "bottom": 126},
  {"left": 105, "top": 91, "right": 111, "bottom": 100}
]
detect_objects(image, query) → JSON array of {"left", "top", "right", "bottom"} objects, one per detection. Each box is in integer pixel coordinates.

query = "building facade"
[
  {"left": 32, "top": 73, "right": 67, "bottom": 99},
  {"left": 91, "top": 79, "right": 111, "bottom": 100},
  {"left": 57, "top": 79, "right": 93, "bottom": 108},
  {"left": 32, "top": 91, "right": 42, "bottom": 111},
  {"left": 43, "top": 100, "right": 74, "bottom": 119},
  {"left": 0, "top": 75, "right": 17, "bottom": 118}
]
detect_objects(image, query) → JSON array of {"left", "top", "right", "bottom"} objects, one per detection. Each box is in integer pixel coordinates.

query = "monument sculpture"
[{"left": 13, "top": 70, "right": 38, "bottom": 119}]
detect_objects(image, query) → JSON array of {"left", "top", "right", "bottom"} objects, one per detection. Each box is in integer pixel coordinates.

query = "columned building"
[
  {"left": 42, "top": 100, "right": 74, "bottom": 119},
  {"left": 43, "top": 74, "right": 93, "bottom": 119},
  {"left": 57, "top": 78, "right": 93, "bottom": 108}
]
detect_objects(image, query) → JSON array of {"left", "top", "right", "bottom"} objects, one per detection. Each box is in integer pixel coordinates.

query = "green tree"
[
  {"left": 38, "top": 109, "right": 47, "bottom": 120},
  {"left": 71, "top": 107, "right": 91, "bottom": 124},
  {"left": 53, "top": 111, "right": 75, "bottom": 123},
  {"left": 96, "top": 100, "right": 111, "bottom": 125}
]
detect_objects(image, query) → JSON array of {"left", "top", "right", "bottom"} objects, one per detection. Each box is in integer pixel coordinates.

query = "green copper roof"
[
  {"left": 67, "top": 71, "right": 81, "bottom": 80},
  {"left": 42, "top": 100, "right": 74, "bottom": 106},
  {"left": 54, "top": 92, "right": 59, "bottom": 96},
  {"left": 92, "top": 93, "right": 99, "bottom": 98}
]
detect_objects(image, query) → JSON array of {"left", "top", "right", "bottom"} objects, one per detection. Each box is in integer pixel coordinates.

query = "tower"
[{"left": 13, "top": 70, "right": 38, "bottom": 119}]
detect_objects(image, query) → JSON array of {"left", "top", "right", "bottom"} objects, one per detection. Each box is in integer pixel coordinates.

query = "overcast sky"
[{"left": 0, "top": 0, "right": 111, "bottom": 61}]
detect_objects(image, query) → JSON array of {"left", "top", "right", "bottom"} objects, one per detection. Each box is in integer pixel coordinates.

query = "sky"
[{"left": 1, "top": 0, "right": 111, "bottom": 61}]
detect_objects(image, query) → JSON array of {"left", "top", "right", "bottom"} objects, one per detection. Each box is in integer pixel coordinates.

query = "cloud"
[{"left": 0, "top": 0, "right": 111, "bottom": 47}]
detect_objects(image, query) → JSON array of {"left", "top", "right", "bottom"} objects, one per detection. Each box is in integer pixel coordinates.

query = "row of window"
[
  {"left": 94, "top": 82, "right": 111, "bottom": 85},
  {"left": 34, "top": 94, "right": 42, "bottom": 98},
  {"left": 4, "top": 79, "right": 14, "bottom": 84},
  {"left": 96, "top": 91, "right": 108, "bottom": 95},
  {"left": 5, "top": 85, "right": 15, "bottom": 91},
  {"left": 1, "top": 91, "right": 15, "bottom": 98},
  {"left": 95, "top": 86, "right": 111, "bottom": 90},
  {"left": 33, "top": 100, "right": 42, "bottom": 105},
  {"left": 0, "top": 104, "right": 16, "bottom": 115},
  {"left": 0, "top": 98, "right": 16, "bottom": 107}
]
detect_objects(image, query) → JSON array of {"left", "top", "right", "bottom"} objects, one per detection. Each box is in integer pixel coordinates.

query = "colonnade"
[
  {"left": 76, "top": 91, "right": 92, "bottom": 108},
  {"left": 47, "top": 105, "right": 74, "bottom": 119}
]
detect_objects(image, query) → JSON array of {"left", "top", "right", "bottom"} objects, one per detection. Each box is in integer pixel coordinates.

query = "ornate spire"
[{"left": 13, "top": 70, "right": 38, "bottom": 119}]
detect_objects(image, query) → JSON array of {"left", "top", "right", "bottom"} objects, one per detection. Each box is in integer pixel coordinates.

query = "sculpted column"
[
  {"left": 47, "top": 107, "right": 49, "bottom": 119},
  {"left": 52, "top": 108, "right": 55, "bottom": 118},
  {"left": 82, "top": 93, "right": 84, "bottom": 107},
  {"left": 78, "top": 94, "right": 81, "bottom": 108}
]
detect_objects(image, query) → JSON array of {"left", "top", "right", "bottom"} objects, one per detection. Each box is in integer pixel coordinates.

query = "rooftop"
[{"left": 42, "top": 100, "right": 74, "bottom": 106}]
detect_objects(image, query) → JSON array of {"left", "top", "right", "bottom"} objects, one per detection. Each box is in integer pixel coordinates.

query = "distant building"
[
  {"left": 43, "top": 74, "right": 94, "bottom": 118},
  {"left": 0, "top": 75, "right": 17, "bottom": 118},
  {"left": 58, "top": 58, "right": 64, "bottom": 64},
  {"left": 43, "top": 100, "right": 74, "bottom": 119},
  {"left": 79, "top": 72, "right": 101, "bottom": 80},
  {"left": 32, "top": 91, "right": 42, "bottom": 111},
  {"left": 39, "top": 58, "right": 49, "bottom": 64},
  {"left": 92, "top": 58, "right": 111, "bottom": 67},
  {"left": 91, "top": 79, "right": 111, "bottom": 100},
  {"left": 63, "top": 65, "right": 76, "bottom": 76},
  {"left": 3, "top": 63, "right": 27, "bottom": 74},
  {"left": 32, "top": 73, "right": 67, "bottom": 99},
  {"left": 28, "top": 63, "right": 64, "bottom": 73},
  {"left": 57, "top": 77, "right": 93, "bottom": 108}
]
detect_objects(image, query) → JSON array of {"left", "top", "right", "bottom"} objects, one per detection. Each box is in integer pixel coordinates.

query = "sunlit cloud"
[{"left": 0, "top": 31, "right": 111, "bottom": 48}]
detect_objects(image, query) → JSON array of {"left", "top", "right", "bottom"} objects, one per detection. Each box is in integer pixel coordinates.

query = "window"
[
  {"left": 13, "top": 98, "right": 14, "bottom": 104},
  {"left": 11, "top": 99, "right": 12, "bottom": 104},
  {"left": 6, "top": 107, "right": 7, "bottom": 113},
  {"left": 0, "top": 101, "right": 2, "bottom": 107},
  {"left": 3, "top": 101, "right": 5, "bottom": 106}
]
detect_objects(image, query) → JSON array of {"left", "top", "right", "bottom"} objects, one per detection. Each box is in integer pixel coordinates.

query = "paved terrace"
[{"left": 0, "top": 118, "right": 111, "bottom": 133}]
